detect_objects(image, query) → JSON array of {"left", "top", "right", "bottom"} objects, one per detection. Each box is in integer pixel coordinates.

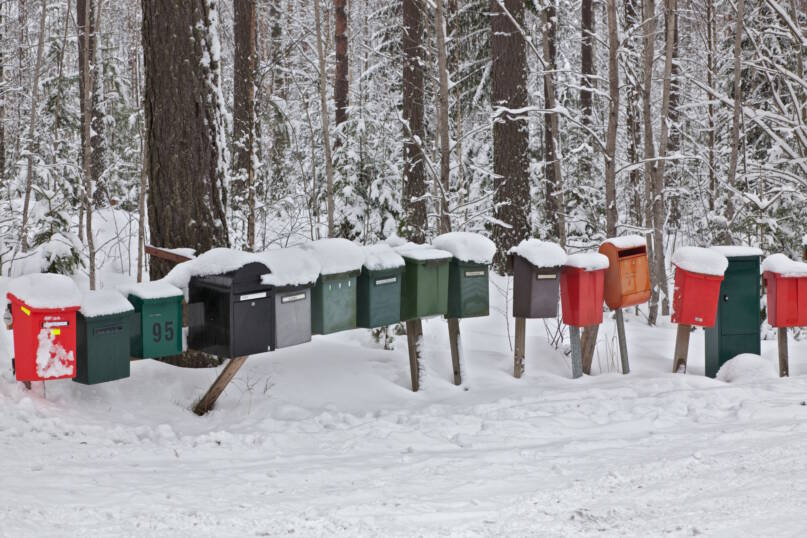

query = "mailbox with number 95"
[{"left": 120, "top": 281, "right": 184, "bottom": 359}]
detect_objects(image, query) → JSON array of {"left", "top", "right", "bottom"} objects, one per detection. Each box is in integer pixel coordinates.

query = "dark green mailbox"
[
  {"left": 304, "top": 238, "right": 364, "bottom": 335},
  {"left": 121, "top": 281, "right": 184, "bottom": 359},
  {"left": 446, "top": 259, "right": 489, "bottom": 318},
  {"left": 704, "top": 247, "right": 762, "bottom": 378},
  {"left": 357, "top": 245, "right": 405, "bottom": 328},
  {"left": 398, "top": 246, "right": 452, "bottom": 320},
  {"left": 75, "top": 291, "right": 134, "bottom": 385}
]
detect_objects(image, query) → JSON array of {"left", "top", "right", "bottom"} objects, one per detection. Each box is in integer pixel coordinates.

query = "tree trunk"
[
  {"left": 232, "top": 0, "right": 257, "bottom": 250},
  {"left": 641, "top": 0, "right": 659, "bottom": 324},
  {"left": 542, "top": 2, "right": 565, "bottom": 246},
  {"left": 20, "top": 0, "right": 47, "bottom": 253},
  {"left": 706, "top": 0, "right": 715, "bottom": 211},
  {"left": 491, "top": 0, "right": 530, "bottom": 272},
  {"left": 402, "top": 0, "right": 427, "bottom": 242},
  {"left": 604, "top": 0, "right": 619, "bottom": 237},
  {"left": 77, "top": 0, "right": 107, "bottom": 208},
  {"left": 580, "top": 0, "right": 595, "bottom": 180},
  {"left": 665, "top": 0, "right": 681, "bottom": 231},
  {"left": 313, "top": 0, "right": 335, "bottom": 237},
  {"left": 0, "top": 9, "right": 5, "bottom": 182},
  {"left": 142, "top": 0, "right": 230, "bottom": 279},
  {"left": 435, "top": 0, "right": 452, "bottom": 234},
  {"left": 334, "top": 0, "right": 348, "bottom": 129},
  {"left": 625, "top": 0, "right": 643, "bottom": 226},
  {"left": 724, "top": 0, "right": 744, "bottom": 239}
]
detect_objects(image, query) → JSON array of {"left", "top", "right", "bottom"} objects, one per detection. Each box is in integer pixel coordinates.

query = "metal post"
[
  {"left": 615, "top": 308, "right": 629, "bottom": 374},
  {"left": 514, "top": 317, "right": 526, "bottom": 378},
  {"left": 447, "top": 318, "right": 462, "bottom": 385},
  {"left": 569, "top": 325, "right": 583, "bottom": 379},
  {"left": 778, "top": 327, "right": 789, "bottom": 378},
  {"left": 672, "top": 324, "right": 691, "bottom": 373}
]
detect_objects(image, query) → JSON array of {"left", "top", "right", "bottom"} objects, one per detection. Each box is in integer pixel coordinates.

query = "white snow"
[
  {"left": 259, "top": 247, "right": 321, "bottom": 287},
  {"left": 565, "top": 252, "right": 610, "bottom": 271},
  {"left": 7, "top": 273, "right": 81, "bottom": 309},
  {"left": 164, "top": 248, "right": 267, "bottom": 289},
  {"left": 761, "top": 253, "right": 807, "bottom": 277},
  {"left": 162, "top": 247, "right": 197, "bottom": 259},
  {"left": 3, "top": 274, "right": 807, "bottom": 535},
  {"left": 508, "top": 238, "right": 567, "bottom": 268},
  {"left": 716, "top": 354, "right": 777, "bottom": 382},
  {"left": 671, "top": 246, "right": 729, "bottom": 276},
  {"left": 79, "top": 290, "right": 134, "bottom": 318},
  {"left": 362, "top": 243, "right": 405, "bottom": 271},
  {"left": 118, "top": 280, "right": 183, "bottom": 300},
  {"left": 432, "top": 232, "right": 496, "bottom": 264},
  {"left": 711, "top": 245, "right": 764, "bottom": 258},
  {"left": 395, "top": 242, "right": 453, "bottom": 262},
  {"left": 301, "top": 238, "right": 365, "bottom": 275},
  {"left": 35, "top": 327, "right": 74, "bottom": 379},
  {"left": 602, "top": 235, "right": 647, "bottom": 249}
]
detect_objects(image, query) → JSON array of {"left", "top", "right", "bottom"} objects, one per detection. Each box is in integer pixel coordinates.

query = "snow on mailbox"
[
  {"left": 357, "top": 244, "right": 405, "bottom": 328},
  {"left": 75, "top": 290, "right": 134, "bottom": 385},
  {"left": 7, "top": 273, "right": 81, "bottom": 382},
  {"left": 671, "top": 247, "right": 728, "bottom": 327},
  {"left": 560, "top": 252, "right": 609, "bottom": 327},
  {"left": 599, "top": 235, "right": 651, "bottom": 310},
  {"left": 261, "top": 247, "right": 320, "bottom": 349},
  {"left": 508, "top": 239, "right": 567, "bottom": 319},
  {"left": 395, "top": 242, "right": 453, "bottom": 320},
  {"left": 432, "top": 232, "right": 495, "bottom": 319},
  {"left": 119, "top": 280, "right": 183, "bottom": 359},
  {"left": 302, "top": 239, "right": 364, "bottom": 335},
  {"left": 762, "top": 254, "right": 807, "bottom": 328}
]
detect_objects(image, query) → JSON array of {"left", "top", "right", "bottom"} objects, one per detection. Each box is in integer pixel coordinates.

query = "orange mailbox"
[{"left": 599, "top": 236, "right": 651, "bottom": 310}]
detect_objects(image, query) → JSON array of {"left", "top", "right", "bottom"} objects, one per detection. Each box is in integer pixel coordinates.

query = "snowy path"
[{"left": 3, "top": 290, "right": 807, "bottom": 536}]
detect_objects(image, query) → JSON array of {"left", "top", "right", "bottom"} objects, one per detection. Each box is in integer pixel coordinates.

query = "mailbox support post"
[
  {"left": 672, "top": 324, "right": 691, "bottom": 373},
  {"left": 615, "top": 309, "right": 630, "bottom": 374},
  {"left": 193, "top": 356, "right": 248, "bottom": 415},
  {"left": 569, "top": 325, "right": 583, "bottom": 378},
  {"left": 581, "top": 324, "right": 599, "bottom": 375},
  {"left": 405, "top": 319, "right": 423, "bottom": 391},
  {"left": 447, "top": 318, "right": 462, "bottom": 385},
  {"left": 514, "top": 317, "right": 526, "bottom": 378},
  {"left": 778, "top": 327, "right": 789, "bottom": 377}
]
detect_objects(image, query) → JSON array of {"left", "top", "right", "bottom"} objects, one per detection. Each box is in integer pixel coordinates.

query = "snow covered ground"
[{"left": 2, "top": 276, "right": 807, "bottom": 536}]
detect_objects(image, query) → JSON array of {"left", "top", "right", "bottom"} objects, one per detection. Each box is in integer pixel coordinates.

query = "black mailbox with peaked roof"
[{"left": 188, "top": 262, "right": 274, "bottom": 359}]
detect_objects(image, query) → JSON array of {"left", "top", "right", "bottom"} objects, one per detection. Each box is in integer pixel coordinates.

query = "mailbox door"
[
  {"left": 512, "top": 256, "right": 561, "bottom": 319},
  {"left": 230, "top": 291, "right": 273, "bottom": 357},
  {"left": 766, "top": 274, "right": 798, "bottom": 328},
  {"left": 671, "top": 268, "right": 723, "bottom": 327},
  {"left": 274, "top": 287, "right": 312, "bottom": 348},
  {"left": 798, "top": 278, "right": 807, "bottom": 326},
  {"left": 131, "top": 295, "right": 183, "bottom": 359},
  {"left": 10, "top": 298, "right": 78, "bottom": 382},
  {"left": 616, "top": 251, "right": 651, "bottom": 308},
  {"left": 401, "top": 259, "right": 449, "bottom": 320},
  {"left": 314, "top": 273, "right": 357, "bottom": 334},
  {"left": 704, "top": 256, "right": 761, "bottom": 378},
  {"left": 358, "top": 267, "right": 402, "bottom": 328},
  {"left": 187, "top": 283, "right": 229, "bottom": 355},
  {"left": 447, "top": 260, "right": 489, "bottom": 319},
  {"left": 560, "top": 268, "right": 605, "bottom": 327},
  {"left": 75, "top": 312, "right": 131, "bottom": 385}
]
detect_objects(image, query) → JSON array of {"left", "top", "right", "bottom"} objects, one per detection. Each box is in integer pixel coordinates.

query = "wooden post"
[
  {"left": 145, "top": 244, "right": 193, "bottom": 264},
  {"left": 447, "top": 318, "right": 462, "bottom": 385},
  {"left": 569, "top": 325, "right": 583, "bottom": 379},
  {"left": 778, "top": 327, "right": 789, "bottom": 378},
  {"left": 513, "top": 316, "right": 526, "bottom": 378},
  {"left": 580, "top": 324, "right": 599, "bottom": 374},
  {"left": 193, "top": 356, "right": 248, "bottom": 415},
  {"left": 615, "top": 308, "right": 629, "bottom": 374},
  {"left": 405, "top": 319, "right": 423, "bottom": 391},
  {"left": 672, "top": 324, "right": 691, "bottom": 373}
]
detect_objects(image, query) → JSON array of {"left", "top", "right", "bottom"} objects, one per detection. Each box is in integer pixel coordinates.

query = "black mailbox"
[{"left": 188, "top": 262, "right": 274, "bottom": 358}]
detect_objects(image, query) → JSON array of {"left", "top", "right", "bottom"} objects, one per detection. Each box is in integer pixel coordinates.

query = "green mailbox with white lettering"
[
  {"left": 122, "top": 281, "right": 184, "bottom": 359},
  {"left": 446, "top": 259, "right": 489, "bottom": 318}
]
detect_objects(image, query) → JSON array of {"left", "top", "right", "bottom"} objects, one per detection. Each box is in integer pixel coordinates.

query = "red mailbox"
[
  {"left": 762, "top": 254, "right": 807, "bottom": 328},
  {"left": 7, "top": 274, "right": 81, "bottom": 382},
  {"left": 560, "top": 253, "right": 608, "bottom": 327},
  {"left": 671, "top": 268, "right": 724, "bottom": 327}
]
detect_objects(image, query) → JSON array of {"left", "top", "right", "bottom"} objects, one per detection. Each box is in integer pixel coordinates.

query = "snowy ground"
[{"left": 2, "top": 276, "right": 807, "bottom": 536}]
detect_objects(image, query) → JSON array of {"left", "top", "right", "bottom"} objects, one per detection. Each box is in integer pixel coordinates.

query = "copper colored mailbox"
[{"left": 599, "top": 238, "right": 651, "bottom": 310}]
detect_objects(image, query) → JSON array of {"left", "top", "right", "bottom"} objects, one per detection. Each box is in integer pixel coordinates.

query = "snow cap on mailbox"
[
  {"left": 672, "top": 246, "right": 728, "bottom": 277},
  {"left": 761, "top": 253, "right": 807, "bottom": 277},
  {"left": 508, "top": 238, "right": 567, "bottom": 268},
  {"left": 259, "top": 246, "right": 322, "bottom": 287},
  {"left": 8, "top": 273, "right": 81, "bottom": 309},
  {"left": 302, "top": 238, "right": 365, "bottom": 276},
  {"left": 432, "top": 232, "right": 496, "bottom": 265}
]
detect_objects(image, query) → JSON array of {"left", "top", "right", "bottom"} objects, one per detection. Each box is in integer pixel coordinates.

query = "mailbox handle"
[{"left": 723, "top": 294, "right": 729, "bottom": 302}]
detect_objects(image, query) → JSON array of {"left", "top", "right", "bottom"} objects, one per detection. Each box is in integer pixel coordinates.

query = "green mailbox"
[
  {"left": 357, "top": 244, "right": 405, "bottom": 328},
  {"left": 303, "top": 238, "right": 364, "bottom": 335},
  {"left": 433, "top": 232, "right": 496, "bottom": 319},
  {"left": 75, "top": 290, "right": 134, "bottom": 385},
  {"left": 704, "top": 247, "right": 762, "bottom": 378},
  {"left": 397, "top": 245, "right": 452, "bottom": 320},
  {"left": 120, "top": 281, "right": 184, "bottom": 359}
]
